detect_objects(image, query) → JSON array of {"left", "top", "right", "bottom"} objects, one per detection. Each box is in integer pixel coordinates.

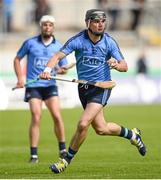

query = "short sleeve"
[
  {"left": 60, "top": 37, "right": 77, "bottom": 55},
  {"left": 17, "top": 40, "right": 29, "bottom": 59},
  {"left": 110, "top": 38, "right": 124, "bottom": 61}
]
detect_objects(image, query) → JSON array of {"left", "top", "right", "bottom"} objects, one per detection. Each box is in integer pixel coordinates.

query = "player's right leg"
[
  {"left": 28, "top": 97, "right": 42, "bottom": 163},
  {"left": 25, "top": 88, "right": 44, "bottom": 163},
  {"left": 50, "top": 102, "right": 103, "bottom": 173}
]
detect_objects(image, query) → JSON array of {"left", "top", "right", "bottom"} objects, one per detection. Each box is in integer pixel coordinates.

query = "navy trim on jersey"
[
  {"left": 61, "top": 30, "right": 85, "bottom": 50},
  {"left": 37, "top": 35, "right": 56, "bottom": 44},
  {"left": 104, "top": 32, "right": 124, "bottom": 59},
  {"left": 84, "top": 30, "right": 104, "bottom": 45}
]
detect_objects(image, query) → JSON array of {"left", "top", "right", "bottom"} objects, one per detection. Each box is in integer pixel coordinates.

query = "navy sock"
[
  {"left": 30, "top": 147, "right": 38, "bottom": 157},
  {"left": 59, "top": 142, "right": 66, "bottom": 152},
  {"left": 65, "top": 147, "right": 77, "bottom": 164},
  {"left": 119, "top": 126, "right": 133, "bottom": 140}
]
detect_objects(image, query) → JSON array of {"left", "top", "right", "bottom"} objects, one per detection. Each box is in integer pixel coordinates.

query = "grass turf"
[{"left": 0, "top": 104, "right": 161, "bottom": 179}]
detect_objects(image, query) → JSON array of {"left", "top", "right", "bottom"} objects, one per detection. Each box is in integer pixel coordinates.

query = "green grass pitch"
[{"left": 0, "top": 104, "right": 161, "bottom": 179}]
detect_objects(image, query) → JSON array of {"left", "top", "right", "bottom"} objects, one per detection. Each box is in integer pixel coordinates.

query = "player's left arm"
[
  {"left": 109, "top": 38, "right": 128, "bottom": 72},
  {"left": 109, "top": 59, "right": 128, "bottom": 72}
]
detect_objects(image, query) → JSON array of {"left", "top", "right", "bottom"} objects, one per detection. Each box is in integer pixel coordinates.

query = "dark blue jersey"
[
  {"left": 61, "top": 30, "right": 124, "bottom": 82},
  {"left": 17, "top": 35, "right": 67, "bottom": 87}
]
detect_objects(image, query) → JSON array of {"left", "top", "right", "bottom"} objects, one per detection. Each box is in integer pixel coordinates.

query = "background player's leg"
[{"left": 29, "top": 98, "right": 42, "bottom": 163}]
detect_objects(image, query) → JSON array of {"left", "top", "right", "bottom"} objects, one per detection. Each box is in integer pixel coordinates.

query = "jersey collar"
[
  {"left": 38, "top": 35, "right": 56, "bottom": 44},
  {"left": 84, "top": 29, "right": 104, "bottom": 45}
]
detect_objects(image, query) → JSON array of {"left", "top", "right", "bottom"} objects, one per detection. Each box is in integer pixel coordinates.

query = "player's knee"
[
  {"left": 32, "top": 114, "right": 41, "bottom": 125},
  {"left": 77, "top": 121, "right": 89, "bottom": 132}
]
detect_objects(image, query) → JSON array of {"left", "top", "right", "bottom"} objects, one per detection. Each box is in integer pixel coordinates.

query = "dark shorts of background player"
[
  {"left": 78, "top": 84, "right": 112, "bottom": 109},
  {"left": 24, "top": 85, "right": 58, "bottom": 102}
]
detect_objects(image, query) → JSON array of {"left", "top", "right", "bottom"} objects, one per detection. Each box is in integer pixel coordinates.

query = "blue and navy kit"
[
  {"left": 61, "top": 30, "right": 124, "bottom": 82},
  {"left": 17, "top": 35, "right": 67, "bottom": 87},
  {"left": 60, "top": 30, "right": 124, "bottom": 107}
]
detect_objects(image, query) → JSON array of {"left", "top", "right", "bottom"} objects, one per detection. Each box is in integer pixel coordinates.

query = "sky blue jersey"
[
  {"left": 17, "top": 35, "right": 67, "bottom": 87},
  {"left": 61, "top": 30, "right": 124, "bottom": 82}
]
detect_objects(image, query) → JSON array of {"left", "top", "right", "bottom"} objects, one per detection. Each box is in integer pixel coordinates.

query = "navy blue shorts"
[
  {"left": 24, "top": 86, "right": 58, "bottom": 102},
  {"left": 78, "top": 84, "right": 111, "bottom": 109}
]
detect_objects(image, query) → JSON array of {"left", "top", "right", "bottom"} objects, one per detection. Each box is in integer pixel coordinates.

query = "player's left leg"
[
  {"left": 92, "top": 109, "right": 121, "bottom": 135},
  {"left": 45, "top": 96, "right": 67, "bottom": 158},
  {"left": 130, "top": 128, "right": 146, "bottom": 156}
]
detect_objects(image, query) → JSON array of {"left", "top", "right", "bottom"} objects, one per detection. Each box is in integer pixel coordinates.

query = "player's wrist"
[
  {"left": 44, "top": 67, "right": 52, "bottom": 73},
  {"left": 116, "top": 64, "right": 122, "bottom": 72}
]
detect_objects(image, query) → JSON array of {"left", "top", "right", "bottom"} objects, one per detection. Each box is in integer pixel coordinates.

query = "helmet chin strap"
[{"left": 88, "top": 28, "right": 104, "bottom": 36}]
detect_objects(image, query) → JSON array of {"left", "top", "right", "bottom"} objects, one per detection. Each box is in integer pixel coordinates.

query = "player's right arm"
[
  {"left": 40, "top": 51, "right": 66, "bottom": 79},
  {"left": 40, "top": 35, "right": 77, "bottom": 79},
  {"left": 13, "top": 56, "right": 24, "bottom": 88}
]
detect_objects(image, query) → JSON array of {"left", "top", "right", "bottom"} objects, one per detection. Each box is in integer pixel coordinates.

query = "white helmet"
[{"left": 39, "top": 15, "right": 55, "bottom": 26}]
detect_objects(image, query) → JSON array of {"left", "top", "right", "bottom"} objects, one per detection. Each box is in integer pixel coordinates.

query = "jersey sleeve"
[
  {"left": 55, "top": 40, "right": 68, "bottom": 67},
  {"left": 60, "top": 37, "right": 77, "bottom": 55},
  {"left": 58, "top": 57, "right": 68, "bottom": 67},
  {"left": 109, "top": 38, "right": 124, "bottom": 61},
  {"left": 17, "top": 40, "right": 29, "bottom": 59}
]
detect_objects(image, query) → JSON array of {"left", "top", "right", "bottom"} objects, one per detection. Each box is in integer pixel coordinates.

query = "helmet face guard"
[{"left": 85, "top": 9, "right": 106, "bottom": 22}]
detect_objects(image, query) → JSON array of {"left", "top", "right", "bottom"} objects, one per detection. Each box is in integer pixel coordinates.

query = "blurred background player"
[
  {"left": 136, "top": 52, "right": 148, "bottom": 76},
  {"left": 13, "top": 15, "right": 68, "bottom": 163},
  {"left": 135, "top": 51, "right": 151, "bottom": 102},
  {"left": 40, "top": 9, "right": 147, "bottom": 173},
  {"left": 130, "top": 0, "right": 146, "bottom": 31},
  {"left": 2, "top": 0, "right": 13, "bottom": 32},
  {"left": 97, "top": 0, "right": 121, "bottom": 30}
]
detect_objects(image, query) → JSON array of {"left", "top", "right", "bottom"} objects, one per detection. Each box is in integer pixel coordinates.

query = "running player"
[{"left": 40, "top": 9, "right": 147, "bottom": 173}]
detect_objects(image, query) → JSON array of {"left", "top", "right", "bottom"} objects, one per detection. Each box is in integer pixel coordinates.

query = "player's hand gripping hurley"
[
  {"left": 12, "top": 78, "right": 39, "bottom": 91},
  {"left": 42, "top": 76, "right": 116, "bottom": 89},
  {"left": 12, "top": 63, "right": 76, "bottom": 91}
]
